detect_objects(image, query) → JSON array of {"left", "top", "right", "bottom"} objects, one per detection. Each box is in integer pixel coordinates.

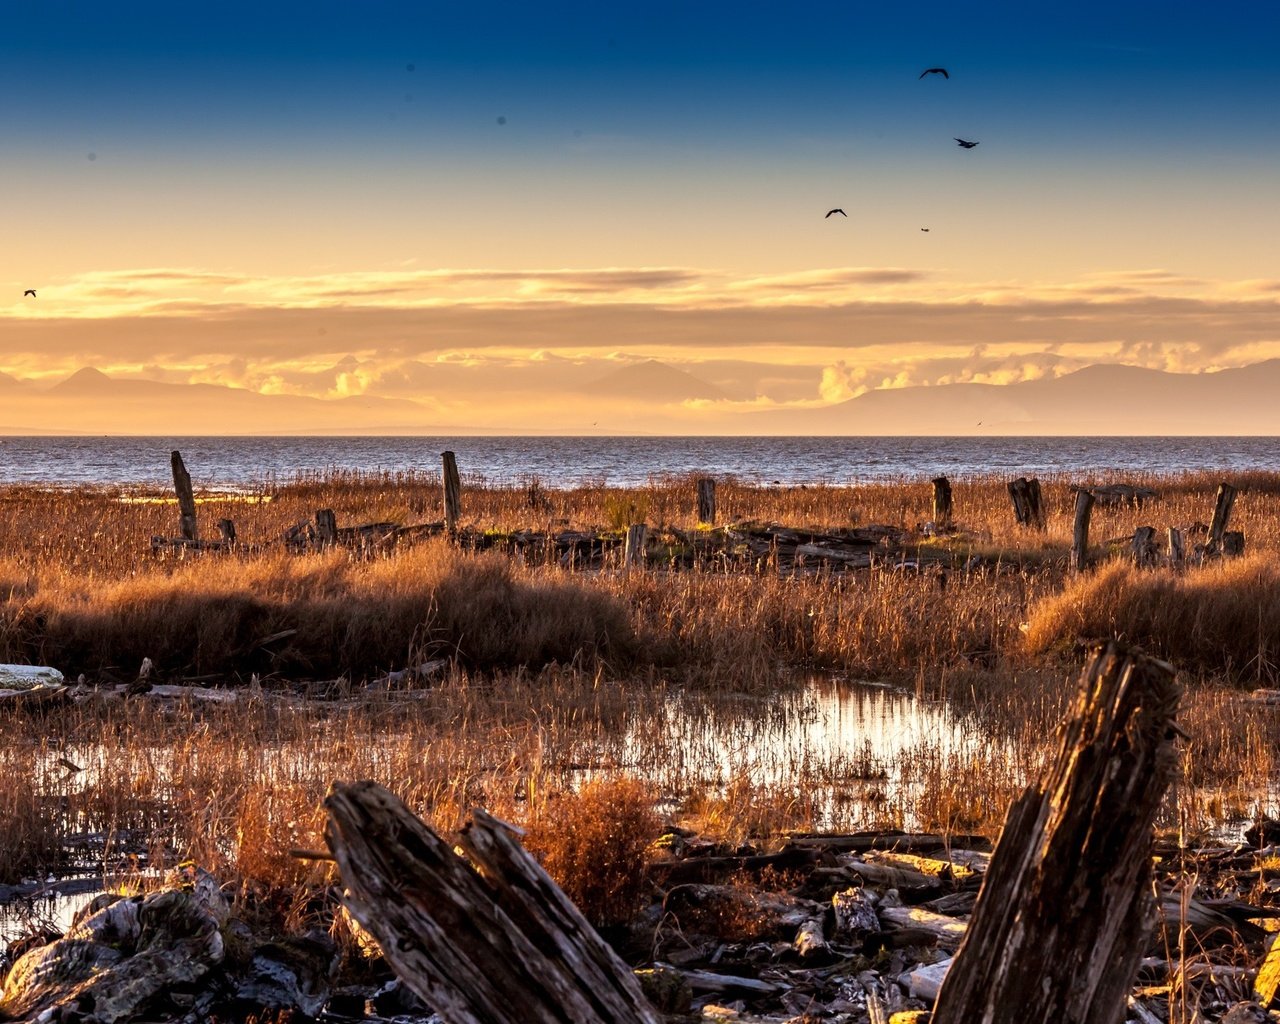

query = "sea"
[{"left": 0, "top": 435, "right": 1277, "bottom": 489}]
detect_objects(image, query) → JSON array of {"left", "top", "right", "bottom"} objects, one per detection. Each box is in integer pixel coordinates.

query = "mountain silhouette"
[
  {"left": 587, "top": 359, "right": 728, "bottom": 403},
  {"left": 754, "top": 361, "right": 1280, "bottom": 435}
]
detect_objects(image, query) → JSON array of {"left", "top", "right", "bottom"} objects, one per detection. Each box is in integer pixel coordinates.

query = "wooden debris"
[
  {"left": 1071, "top": 487, "right": 1094, "bottom": 572},
  {"left": 932, "top": 476, "right": 952, "bottom": 527},
  {"left": 1208, "top": 482, "right": 1238, "bottom": 555},
  {"left": 1132, "top": 525, "right": 1160, "bottom": 566},
  {"left": 931, "top": 641, "right": 1181, "bottom": 1024},
  {"left": 1006, "top": 477, "right": 1044, "bottom": 529},
  {"left": 1091, "top": 483, "right": 1159, "bottom": 508},
  {"left": 832, "top": 887, "right": 879, "bottom": 939},
  {"left": 625, "top": 522, "right": 648, "bottom": 570},
  {"left": 324, "top": 780, "right": 662, "bottom": 1024},
  {"left": 879, "top": 906, "right": 967, "bottom": 950},
  {"left": 442, "top": 450, "right": 462, "bottom": 535},
  {"left": 171, "top": 449, "right": 199, "bottom": 541},
  {"left": 697, "top": 477, "right": 717, "bottom": 525}
]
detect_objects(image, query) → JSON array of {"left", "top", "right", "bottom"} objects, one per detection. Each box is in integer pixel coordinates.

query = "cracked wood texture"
[
  {"left": 324, "top": 780, "right": 662, "bottom": 1024},
  {"left": 932, "top": 641, "right": 1181, "bottom": 1024}
]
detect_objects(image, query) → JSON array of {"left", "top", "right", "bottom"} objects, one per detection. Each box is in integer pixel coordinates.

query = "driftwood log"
[
  {"left": 323, "top": 780, "right": 662, "bottom": 1024},
  {"left": 931, "top": 641, "right": 1181, "bottom": 1024}
]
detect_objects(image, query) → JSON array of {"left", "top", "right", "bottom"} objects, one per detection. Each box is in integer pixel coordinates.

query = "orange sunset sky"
[{"left": 2, "top": 1, "right": 1277, "bottom": 434}]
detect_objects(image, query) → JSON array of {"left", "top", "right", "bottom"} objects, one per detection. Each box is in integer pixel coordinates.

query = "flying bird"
[
  {"left": 23, "top": 289, "right": 36, "bottom": 297},
  {"left": 921, "top": 228, "right": 930, "bottom": 232},
  {"left": 919, "top": 68, "right": 949, "bottom": 79},
  {"left": 954, "top": 138, "right": 979, "bottom": 148},
  {"left": 825, "top": 208, "right": 847, "bottom": 218}
]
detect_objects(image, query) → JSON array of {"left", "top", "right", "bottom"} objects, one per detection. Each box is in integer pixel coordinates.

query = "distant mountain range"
[
  {"left": 748, "top": 361, "right": 1280, "bottom": 435},
  {"left": 1, "top": 361, "right": 1280, "bottom": 435},
  {"left": 0, "top": 366, "right": 436, "bottom": 435}
]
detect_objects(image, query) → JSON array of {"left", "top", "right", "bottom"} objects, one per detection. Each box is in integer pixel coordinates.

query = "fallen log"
[
  {"left": 931, "top": 641, "right": 1181, "bottom": 1024},
  {"left": 324, "top": 780, "right": 662, "bottom": 1024}
]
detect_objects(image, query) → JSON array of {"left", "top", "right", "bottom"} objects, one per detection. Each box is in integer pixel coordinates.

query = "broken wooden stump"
[
  {"left": 1224, "top": 530, "right": 1246, "bottom": 558},
  {"left": 1208, "top": 482, "right": 1238, "bottom": 555},
  {"left": 170, "top": 449, "right": 199, "bottom": 541},
  {"left": 217, "top": 517, "right": 237, "bottom": 545},
  {"left": 932, "top": 476, "right": 952, "bottom": 528},
  {"left": 323, "top": 780, "right": 662, "bottom": 1024},
  {"left": 931, "top": 641, "right": 1181, "bottom": 1024},
  {"left": 315, "top": 508, "right": 338, "bottom": 547},
  {"left": 624, "top": 522, "right": 647, "bottom": 570},
  {"left": 1071, "top": 488, "right": 1094, "bottom": 572},
  {"left": 1006, "top": 477, "right": 1044, "bottom": 530},
  {"left": 442, "top": 450, "right": 462, "bottom": 535},
  {"left": 1132, "top": 525, "right": 1160, "bottom": 567},
  {"left": 1168, "top": 526, "right": 1185, "bottom": 565},
  {"left": 696, "top": 477, "right": 717, "bottom": 525}
]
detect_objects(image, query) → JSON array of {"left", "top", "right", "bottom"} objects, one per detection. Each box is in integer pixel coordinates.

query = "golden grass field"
[{"left": 1, "top": 469, "right": 1278, "bottom": 909}]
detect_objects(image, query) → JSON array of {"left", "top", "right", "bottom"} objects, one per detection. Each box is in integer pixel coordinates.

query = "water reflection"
[{"left": 621, "top": 678, "right": 1014, "bottom": 831}]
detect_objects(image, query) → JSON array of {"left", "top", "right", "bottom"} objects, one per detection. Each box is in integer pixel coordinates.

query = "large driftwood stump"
[
  {"left": 170, "top": 449, "right": 199, "bottom": 541},
  {"left": 324, "top": 780, "right": 662, "bottom": 1024},
  {"left": 1007, "top": 477, "right": 1044, "bottom": 530},
  {"left": 932, "top": 641, "right": 1181, "bottom": 1024},
  {"left": 932, "top": 476, "right": 953, "bottom": 527}
]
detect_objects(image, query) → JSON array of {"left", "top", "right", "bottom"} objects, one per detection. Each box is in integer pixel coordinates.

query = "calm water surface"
[{"left": 0, "top": 435, "right": 1278, "bottom": 488}]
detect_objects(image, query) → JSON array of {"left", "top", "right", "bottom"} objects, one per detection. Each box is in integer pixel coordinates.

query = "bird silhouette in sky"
[
  {"left": 919, "top": 68, "right": 949, "bottom": 79},
  {"left": 825, "top": 208, "right": 847, "bottom": 218},
  {"left": 921, "top": 228, "right": 930, "bottom": 232},
  {"left": 954, "top": 138, "right": 979, "bottom": 149},
  {"left": 23, "top": 289, "right": 36, "bottom": 297}
]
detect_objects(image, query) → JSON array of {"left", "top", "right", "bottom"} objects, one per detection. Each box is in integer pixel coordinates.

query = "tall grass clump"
[
  {"left": 0, "top": 542, "right": 639, "bottom": 680},
  {"left": 523, "top": 777, "right": 660, "bottom": 928},
  {"left": 1023, "top": 555, "right": 1280, "bottom": 682}
]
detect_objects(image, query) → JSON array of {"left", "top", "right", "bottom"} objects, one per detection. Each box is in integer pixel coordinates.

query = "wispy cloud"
[{"left": 1, "top": 265, "right": 1277, "bottom": 416}]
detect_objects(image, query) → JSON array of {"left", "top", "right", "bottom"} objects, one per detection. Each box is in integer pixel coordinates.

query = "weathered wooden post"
[
  {"left": 170, "top": 450, "right": 198, "bottom": 541},
  {"left": 931, "top": 641, "right": 1180, "bottom": 1024},
  {"left": 624, "top": 523, "right": 647, "bottom": 570},
  {"left": 1167, "top": 526, "right": 1185, "bottom": 565},
  {"left": 324, "top": 782, "right": 663, "bottom": 1024},
  {"left": 315, "top": 509, "right": 338, "bottom": 547},
  {"left": 1070, "top": 488, "right": 1094, "bottom": 572},
  {"left": 932, "top": 476, "right": 952, "bottom": 528},
  {"left": 217, "top": 518, "right": 237, "bottom": 546},
  {"left": 442, "top": 451, "right": 462, "bottom": 535},
  {"left": 1007, "top": 477, "right": 1044, "bottom": 530},
  {"left": 696, "top": 477, "right": 717, "bottom": 525},
  {"left": 1132, "top": 526, "right": 1159, "bottom": 567},
  {"left": 1208, "top": 482, "right": 1237, "bottom": 554}
]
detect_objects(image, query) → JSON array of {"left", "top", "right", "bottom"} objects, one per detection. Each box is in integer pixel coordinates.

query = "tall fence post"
[
  {"left": 442, "top": 451, "right": 462, "bottom": 536},
  {"left": 1070, "top": 488, "right": 1094, "bottom": 573},
  {"left": 932, "top": 476, "right": 953, "bottom": 528},
  {"left": 931, "top": 642, "right": 1180, "bottom": 1024},
  {"left": 170, "top": 450, "right": 199, "bottom": 542},
  {"left": 696, "top": 478, "right": 717, "bottom": 526}
]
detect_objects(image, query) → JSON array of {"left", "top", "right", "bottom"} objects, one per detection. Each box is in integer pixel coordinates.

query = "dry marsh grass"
[
  {"left": 2, "top": 469, "right": 1279, "bottom": 897},
  {"left": 1023, "top": 555, "right": 1280, "bottom": 681}
]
